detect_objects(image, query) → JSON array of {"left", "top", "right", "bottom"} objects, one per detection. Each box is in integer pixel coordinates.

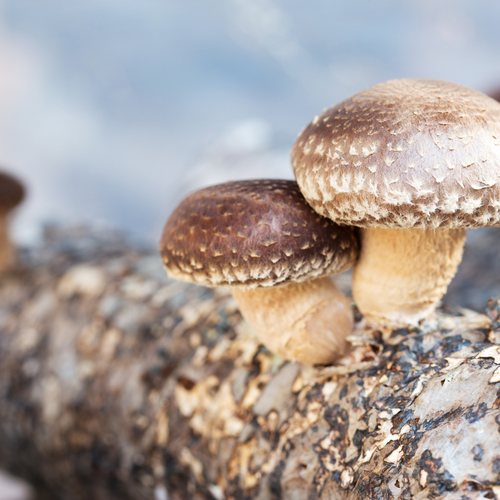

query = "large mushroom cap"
[
  {"left": 0, "top": 171, "right": 25, "bottom": 212},
  {"left": 161, "top": 179, "right": 358, "bottom": 288},
  {"left": 292, "top": 79, "right": 500, "bottom": 229}
]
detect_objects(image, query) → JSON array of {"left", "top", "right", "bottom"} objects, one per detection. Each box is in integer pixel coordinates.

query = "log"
[{"left": 1, "top": 226, "right": 500, "bottom": 500}]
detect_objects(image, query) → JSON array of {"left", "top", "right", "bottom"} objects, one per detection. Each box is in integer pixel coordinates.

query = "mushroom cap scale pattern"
[
  {"left": 161, "top": 179, "right": 358, "bottom": 288},
  {"left": 292, "top": 79, "right": 500, "bottom": 229}
]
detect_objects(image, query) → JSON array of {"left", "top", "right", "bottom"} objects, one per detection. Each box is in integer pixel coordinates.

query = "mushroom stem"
[
  {"left": 352, "top": 227, "right": 466, "bottom": 325},
  {"left": 231, "top": 276, "right": 353, "bottom": 364},
  {"left": 0, "top": 212, "right": 14, "bottom": 273}
]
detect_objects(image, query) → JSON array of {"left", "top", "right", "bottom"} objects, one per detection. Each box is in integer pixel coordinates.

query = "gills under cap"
[
  {"left": 161, "top": 179, "right": 358, "bottom": 288},
  {"left": 292, "top": 79, "right": 500, "bottom": 229}
]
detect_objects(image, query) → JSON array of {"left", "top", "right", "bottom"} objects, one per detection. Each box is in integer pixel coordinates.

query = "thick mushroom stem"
[
  {"left": 0, "top": 211, "right": 14, "bottom": 273},
  {"left": 352, "top": 227, "right": 466, "bottom": 325},
  {"left": 231, "top": 276, "right": 353, "bottom": 365}
]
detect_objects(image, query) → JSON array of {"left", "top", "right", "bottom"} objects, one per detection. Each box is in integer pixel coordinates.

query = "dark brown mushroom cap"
[
  {"left": 0, "top": 171, "right": 25, "bottom": 211},
  {"left": 292, "top": 79, "right": 500, "bottom": 229},
  {"left": 160, "top": 179, "right": 359, "bottom": 288}
]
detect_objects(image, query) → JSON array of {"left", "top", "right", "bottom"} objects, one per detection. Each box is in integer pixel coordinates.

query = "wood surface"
[{"left": 0, "top": 226, "right": 499, "bottom": 499}]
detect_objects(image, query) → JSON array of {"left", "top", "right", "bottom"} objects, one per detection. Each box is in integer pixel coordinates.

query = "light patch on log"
[
  {"left": 476, "top": 345, "right": 500, "bottom": 364},
  {"left": 175, "top": 375, "right": 220, "bottom": 418},
  {"left": 39, "top": 375, "right": 62, "bottom": 424},
  {"left": 156, "top": 409, "right": 169, "bottom": 447},
  {"left": 490, "top": 366, "right": 500, "bottom": 384},
  {"left": 15, "top": 327, "right": 40, "bottom": 353},
  {"left": 120, "top": 276, "right": 158, "bottom": 301},
  {"left": 58, "top": 264, "right": 106, "bottom": 297},
  {"left": 179, "top": 447, "right": 204, "bottom": 484},
  {"left": 100, "top": 328, "right": 122, "bottom": 361},
  {"left": 385, "top": 444, "right": 404, "bottom": 464},
  {"left": 419, "top": 469, "right": 428, "bottom": 488}
]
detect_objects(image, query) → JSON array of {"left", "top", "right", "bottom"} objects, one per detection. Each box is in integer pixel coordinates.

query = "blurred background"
[{"left": 3, "top": 0, "right": 500, "bottom": 246}]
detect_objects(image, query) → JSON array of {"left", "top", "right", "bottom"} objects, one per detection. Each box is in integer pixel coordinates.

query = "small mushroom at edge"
[
  {"left": 292, "top": 79, "right": 500, "bottom": 325},
  {"left": 160, "top": 179, "right": 359, "bottom": 364},
  {"left": 0, "top": 171, "right": 25, "bottom": 273}
]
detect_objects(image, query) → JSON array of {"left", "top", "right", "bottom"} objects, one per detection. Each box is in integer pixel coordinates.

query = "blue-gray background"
[{"left": 2, "top": 0, "right": 500, "bottom": 244}]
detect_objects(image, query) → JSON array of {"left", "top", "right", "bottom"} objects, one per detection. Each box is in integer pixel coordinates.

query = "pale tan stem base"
[
  {"left": 352, "top": 227, "right": 466, "bottom": 325},
  {"left": 0, "top": 214, "right": 13, "bottom": 274},
  {"left": 232, "top": 277, "right": 353, "bottom": 365}
]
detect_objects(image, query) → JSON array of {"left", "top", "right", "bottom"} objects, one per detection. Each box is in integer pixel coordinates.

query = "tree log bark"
[{"left": 0, "top": 227, "right": 500, "bottom": 499}]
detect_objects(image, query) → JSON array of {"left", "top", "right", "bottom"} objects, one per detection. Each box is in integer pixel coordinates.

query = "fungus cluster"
[
  {"left": 162, "top": 78, "right": 500, "bottom": 363},
  {"left": 160, "top": 179, "right": 358, "bottom": 364}
]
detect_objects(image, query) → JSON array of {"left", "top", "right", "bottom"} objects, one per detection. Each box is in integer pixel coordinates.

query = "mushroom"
[
  {"left": 160, "top": 179, "right": 359, "bottom": 364},
  {"left": 0, "top": 171, "right": 25, "bottom": 273},
  {"left": 291, "top": 79, "right": 500, "bottom": 325}
]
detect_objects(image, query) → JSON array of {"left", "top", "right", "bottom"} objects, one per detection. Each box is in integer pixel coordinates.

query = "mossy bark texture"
[{"left": 0, "top": 228, "right": 500, "bottom": 500}]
